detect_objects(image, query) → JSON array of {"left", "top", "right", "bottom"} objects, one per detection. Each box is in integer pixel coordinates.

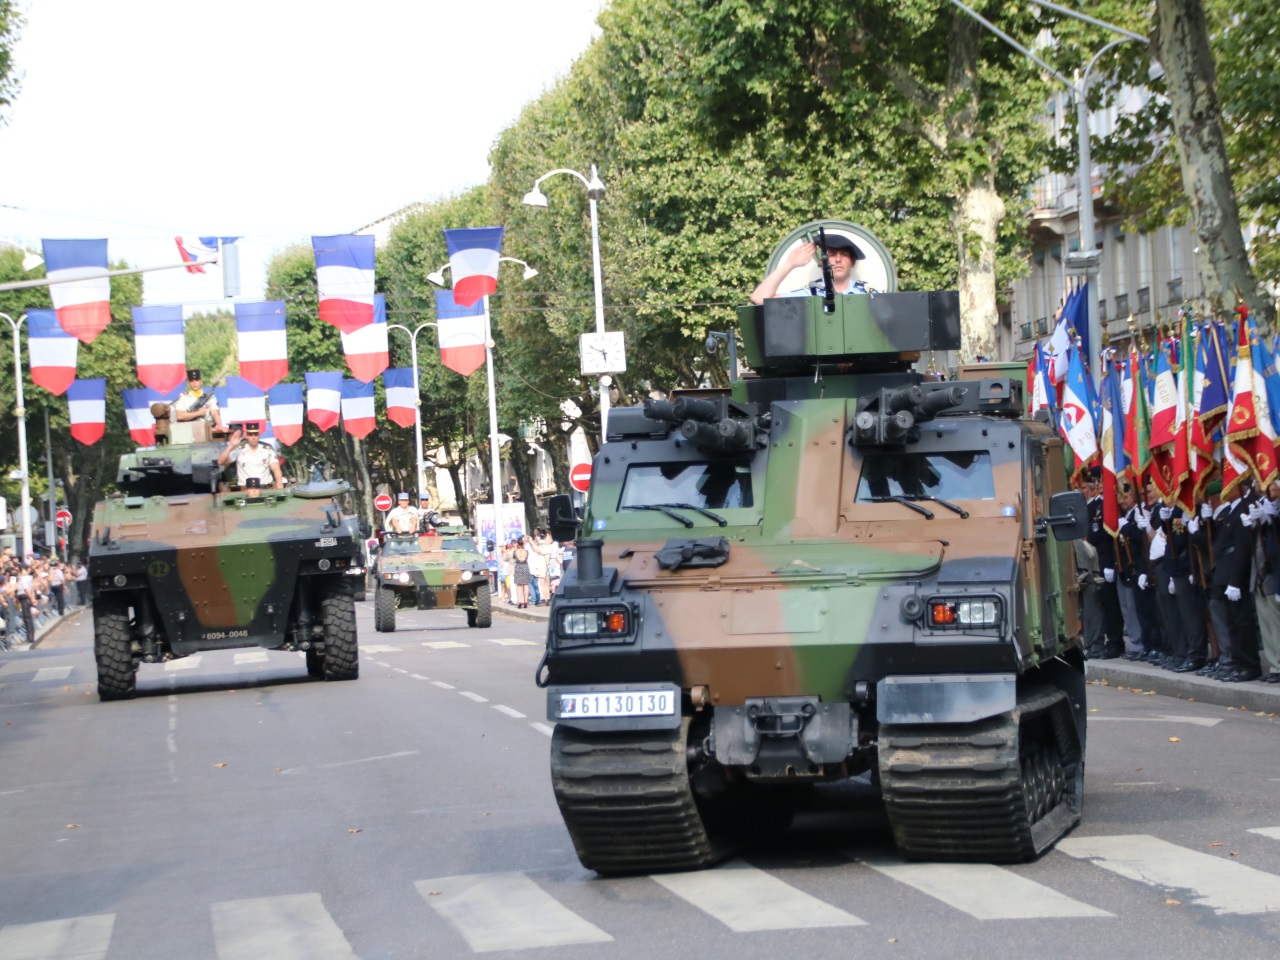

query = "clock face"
[{"left": 580, "top": 331, "right": 627, "bottom": 375}]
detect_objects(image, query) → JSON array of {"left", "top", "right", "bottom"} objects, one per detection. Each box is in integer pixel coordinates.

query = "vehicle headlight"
[
  {"left": 929, "top": 596, "right": 1001, "bottom": 628},
  {"left": 318, "top": 558, "right": 331, "bottom": 571},
  {"left": 460, "top": 570, "right": 473, "bottom": 581},
  {"left": 558, "top": 605, "right": 632, "bottom": 641},
  {"left": 113, "top": 574, "right": 127, "bottom": 587},
  {"left": 397, "top": 571, "right": 410, "bottom": 583}
]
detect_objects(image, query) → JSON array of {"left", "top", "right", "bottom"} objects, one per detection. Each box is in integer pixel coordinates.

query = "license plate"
[{"left": 558, "top": 690, "right": 676, "bottom": 718}]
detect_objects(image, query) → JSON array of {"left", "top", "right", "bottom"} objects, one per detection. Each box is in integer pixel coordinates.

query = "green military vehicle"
[
  {"left": 539, "top": 221, "right": 1090, "bottom": 874},
  {"left": 373, "top": 529, "right": 492, "bottom": 631},
  {"left": 87, "top": 411, "right": 364, "bottom": 700}
]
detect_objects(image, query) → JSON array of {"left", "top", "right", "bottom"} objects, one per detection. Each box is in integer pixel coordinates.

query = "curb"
[
  {"left": 496, "top": 605, "right": 550, "bottom": 626},
  {"left": 1086, "top": 659, "right": 1280, "bottom": 714}
]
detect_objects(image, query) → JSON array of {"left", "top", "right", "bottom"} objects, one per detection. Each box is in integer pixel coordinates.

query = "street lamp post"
[
  {"left": 1, "top": 311, "right": 33, "bottom": 560},
  {"left": 386, "top": 320, "right": 440, "bottom": 506},
  {"left": 523, "top": 165, "right": 611, "bottom": 443}
]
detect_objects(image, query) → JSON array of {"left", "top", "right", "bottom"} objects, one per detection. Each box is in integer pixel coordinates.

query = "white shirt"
[
  {"left": 173, "top": 389, "right": 220, "bottom": 421},
  {"left": 229, "top": 442, "right": 278, "bottom": 486},
  {"left": 385, "top": 506, "right": 418, "bottom": 533}
]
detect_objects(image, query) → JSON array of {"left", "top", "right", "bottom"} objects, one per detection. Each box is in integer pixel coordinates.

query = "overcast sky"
[{"left": 0, "top": 0, "right": 604, "bottom": 306}]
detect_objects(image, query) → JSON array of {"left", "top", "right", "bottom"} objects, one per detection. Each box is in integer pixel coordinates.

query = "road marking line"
[
  {"left": 416, "top": 872, "right": 612, "bottom": 953},
  {"left": 459, "top": 691, "right": 488, "bottom": 702},
  {"left": 32, "top": 666, "right": 73, "bottom": 681},
  {"left": 423, "top": 641, "right": 470, "bottom": 649},
  {"left": 530, "top": 722, "right": 554, "bottom": 737},
  {"left": 233, "top": 652, "right": 270, "bottom": 665},
  {"left": 483, "top": 638, "right": 541, "bottom": 646},
  {"left": 164, "top": 656, "right": 202, "bottom": 672},
  {"left": 432, "top": 681, "right": 455, "bottom": 690},
  {"left": 1249, "top": 827, "right": 1280, "bottom": 840},
  {"left": 493, "top": 705, "right": 526, "bottom": 719},
  {"left": 211, "top": 893, "right": 356, "bottom": 959},
  {"left": 279, "top": 750, "right": 418, "bottom": 775},
  {"left": 410, "top": 674, "right": 429, "bottom": 680},
  {"left": 362, "top": 644, "right": 402, "bottom": 653},
  {"left": 856, "top": 855, "right": 1113, "bottom": 919},
  {"left": 1059, "top": 834, "right": 1280, "bottom": 915},
  {"left": 0, "top": 913, "right": 115, "bottom": 960},
  {"left": 652, "top": 860, "right": 865, "bottom": 931},
  {"left": 1091, "top": 715, "right": 1223, "bottom": 727},
  {"left": 392, "top": 667, "right": 409, "bottom": 674},
  {"left": 372, "top": 661, "right": 390, "bottom": 668}
]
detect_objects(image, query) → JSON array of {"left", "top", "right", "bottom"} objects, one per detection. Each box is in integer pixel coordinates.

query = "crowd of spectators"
[
  {"left": 0, "top": 547, "right": 87, "bottom": 649},
  {"left": 491, "top": 531, "right": 565, "bottom": 608}
]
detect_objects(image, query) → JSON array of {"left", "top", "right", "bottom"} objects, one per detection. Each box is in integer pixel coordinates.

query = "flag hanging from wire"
[
  {"left": 41, "top": 239, "right": 112, "bottom": 343},
  {"left": 224, "top": 376, "right": 267, "bottom": 427},
  {"left": 175, "top": 236, "right": 217, "bottom": 274},
  {"left": 382, "top": 367, "right": 416, "bottom": 428},
  {"left": 434, "top": 289, "right": 486, "bottom": 376},
  {"left": 67, "top": 378, "right": 106, "bottom": 446},
  {"left": 305, "top": 371, "right": 343, "bottom": 431},
  {"left": 313, "top": 234, "right": 376, "bottom": 334},
  {"left": 131, "top": 305, "right": 187, "bottom": 393},
  {"left": 235, "top": 301, "right": 289, "bottom": 391},
  {"left": 444, "top": 226, "right": 504, "bottom": 308},
  {"left": 26, "top": 308, "right": 78, "bottom": 396},
  {"left": 341, "top": 378, "right": 376, "bottom": 438},
  {"left": 268, "top": 383, "right": 304, "bottom": 446},
  {"left": 339, "top": 294, "right": 389, "bottom": 383}
]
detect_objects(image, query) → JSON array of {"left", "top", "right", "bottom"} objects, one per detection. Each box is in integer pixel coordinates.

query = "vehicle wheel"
[
  {"left": 305, "top": 647, "right": 324, "bottom": 678},
  {"left": 374, "top": 585, "right": 396, "bottom": 633},
  {"left": 320, "top": 589, "right": 359, "bottom": 681},
  {"left": 474, "top": 582, "right": 492, "bottom": 628},
  {"left": 94, "top": 597, "right": 136, "bottom": 701}
]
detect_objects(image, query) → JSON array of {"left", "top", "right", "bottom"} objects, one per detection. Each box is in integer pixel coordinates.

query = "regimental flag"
[
  {"left": 1172, "top": 316, "right": 1195, "bottom": 513},
  {"left": 1059, "top": 341, "right": 1098, "bottom": 465},
  {"left": 223, "top": 375, "right": 267, "bottom": 428},
  {"left": 1126, "top": 345, "right": 1152, "bottom": 488},
  {"left": 1029, "top": 342, "right": 1053, "bottom": 416},
  {"left": 1149, "top": 336, "right": 1178, "bottom": 450},
  {"left": 1062, "top": 282, "right": 1090, "bottom": 370},
  {"left": 67, "top": 378, "right": 106, "bottom": 446},
  {"left": 1190, "top": 323, "right": 1217, "bottom": 501},
  {"left": 122, "top": 388, "right": 157, "bottom": 446},
  {"left": 1047, "top": 290, "right": 1077, "bottom": 384},
  {"left": 268, "top": 383, "right": 305, "bottom": 447},
  {"left": 1224, "top": 313, "right": 1272, "bottom": 493},
  {"left": 1221, "top": 436, "right": 1251, "bottom": 497},
  {"left": 235, "top": 301, "right": 289, "bottom": 391},
  {"left": 339, "top": 294, "right": 389, "bottom": 383},
  {"left": 1108, "top": 354, "right": 1128, "bottom": 485},
  {"left": 1242, "top": 306, "right": 1279, "bottom": 489},
  {"left": 434, "top": 288, "right": 486, "bottom": 376},
  {"left": 175, "top": 236, "right": 217, "bottom": 274},
  {"left": 1099, "top": 359, "right": 1121, "bottom": 535},
  {"left": 382, "top": 367, "right": 416, "bottom": 428},
  {"left": 1252, "top": 317, "right": 1280, "bottom": 441},
  {"left": 341, "top": 378, "right": 376, "bottom": 438},
  {"left": 41, "top": 239, "right": 112, "bottom": 343},
  {"left": 305, "top": 371, "right": 343, "bottom": 432},
  {"left": 444, "top": 226, "right": 504, "bottom": 308},
  {"left": 313, "top": 234, "right": 376, "bottom": 334},
  {"left": 131, "top": 305, "right": 187, "bottom": 393},
  {"left": 1199, "top": 320, "right": 1232, "bottom": 441},
  {"left": 26, "top": 308, "right": 78, "bottom": 396}
]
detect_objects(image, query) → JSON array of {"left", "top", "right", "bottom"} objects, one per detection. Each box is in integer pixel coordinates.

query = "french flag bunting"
[
  {"left": 224, "top": 375, "right": 267, "bottom": 427},
  {"left": 67, "top": 378, "right": 106, "bottom": 446},
  {"left": 339, "top": 294, "right": 389, "bottom": 383},
  {"left": 131, "top": 305, "right": 187, "bottom": 393},
  {"left": 305, "top": 371, "right": 343, "bottom": 432},
  {"left": 313, "top": 234, "right": 376, "bottom": 334},
  {"left": 41, "top": 239, "right": 112, "bottom": 343},
  {"left": 26, "top": 308, "right": 78, "bottom": 396},
  {"left": 268, "top": 383, "right": 305, "bottom": 446},
  {"left": 341, "top": 378, "right": 376, "bottom": 439},
  {"left": 235, "top": 301, "right": 289, "bottom": 390},
  {"left": 383, "top": 367, "right": 417, "bottom": 428},
  {"left": 175, "top": 236, "right": 217, "bottom": 275},
  {"left": 434, "top": 289, "right": 486, "bottom": 376},
  {"left": 122, "top": 388, "right": 158, "bottom": 446},
  {"left": 444, "top": 226, "right": 503, "bottom": 308}
]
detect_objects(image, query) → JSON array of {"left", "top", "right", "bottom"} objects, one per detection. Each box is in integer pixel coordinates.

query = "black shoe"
[
  {"left": 1144, "top": 651, "right": 1164, "bottom": 663},
  {"left": 1164, "top": 657, "right": 1185, "bottom": 671},
  {"left": 1122, "top": 651, "right": 1143, "bottom": 661},
  {"left": 1100, "top": 647, "right": 1124, "bottom": 660},
  {"left": 1222, "top": 668, "right": 1262, "bottom": 683},
  {"left": 1174, "top": 659, "right": 1205, "bottom": 673},
  {"left": 1195, "top": 662, "right": 1217, "bottom": 676},
  {"left": 1261, "top": 672, "right": 1280, "bottom": 683}
]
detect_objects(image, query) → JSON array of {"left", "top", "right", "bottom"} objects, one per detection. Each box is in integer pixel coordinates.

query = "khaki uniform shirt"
[
  {"left": 230, "top": 443, "right": 278, "bottom": 486},
  {"left": 385, "top": 506, "right": 419, "bottom": 534},
  {"left": 173, "top": 389, "right": 220, "bottom": 422}
]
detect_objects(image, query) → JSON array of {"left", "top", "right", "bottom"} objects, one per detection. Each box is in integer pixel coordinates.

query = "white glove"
[
  {"left": 1136, "top": 511, "right": 1152, "bottom": 532},
  {"left": 1138, "top": 573, "right": 1149, "bottom": 590},
  {"left": 1160, "top": 506, "right": 1174, "bottom": 521},
  {"left": 1225, "top": 584, "right": 1242, "bottom": 602},
  {"left": 1187, "top": 516, "right": 1201, "bottom": 535},
  {"left": 1249, "top": 501, "right": 1264, "bottom": 520},
  {"left": 1103, "top": 568, "right": 1115, "bottom": 583},
  {"left": 1273, "top": 593, "right": 1280, "bottom": 605},
  {"left": 1264, "top": 499, "right": 1279, "bottom": 519},
  {"left": 1242, "top": 510, "right": 1256, "bottom": 528},
  {"left": 1149, "top": 530, "right": 1167, "bottom": 561},
  {"left": 1201, "top": 503, "right": 1213, "bottom": 519},
  {"left": 1189, "top": 573, "right": 1196, "bottom": 584},
  {"left": 1168, "top": 579, "right": 1177, "bottom": 595}
]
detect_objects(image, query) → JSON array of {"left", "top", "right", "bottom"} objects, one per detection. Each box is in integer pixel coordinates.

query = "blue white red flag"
[
  {"left": 1099, "top": 360, "right": 1121, "bottom": 535},
  {"left": 434, "top": 289, "right": 487, "bottom": 376},
  {"left": 235, "top": 301, "right": 289, "bottom": 390},
  {"left": 122, "top": 388, "right": 158, "bottom": 446},
  {"left": 341, "top": 378, "right": 376, "bottom": 439},
  {"left": 1059, "top": 342, "right": 1098, "bottom": 464},
  {"left": 313, "top": 234, "right": 376, "bottom": 334},
  {"left": 382, "top": 367, "right": 416, "bottom": 428},
  {"left": 305, "top": 372, "right": 343, "bottom": 432},
  {"left": 339, "top": 294, "right": 389, "bottom": 383},
  {"left": 268, "top": 383, "right": 305, "bottom": 447},
  {"left": 1028, "top": 342, "right": 1052, "bottom": 415},
  {"left": 131, "top": 305, "right": 187, "bottom": 393},
  {"left": 224, "top": 375, "right": 267, "bottom": 428},
  {"left": 41, "top": 239, "right": 112, "bottom": 343},
  {"left": 1106, "top": 355, "right": 1128, "bottom": 482},
  {"left": 1061, "top": 282, "right": 1090, "bottom": 367},
  {"left": 1148, "top": 337, "right": 1178, "bottom": 449},
  {"left": 444, "top": 226, "right": 504, "bottom": 308},
  {"left": 175, "top": 236, "right": 217, "bottom": 274},
  {"left": 26, "top": 308, "right": 78, "bottom": 396},
  {"left": 67, "top": 378, "right": 107, "bottom": 446}
]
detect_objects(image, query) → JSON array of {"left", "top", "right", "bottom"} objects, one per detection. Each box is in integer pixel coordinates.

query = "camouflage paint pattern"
[{"left": 376, "top": 533, "right": 488, "bottom": 609}]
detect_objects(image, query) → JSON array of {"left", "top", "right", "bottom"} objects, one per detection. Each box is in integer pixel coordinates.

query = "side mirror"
[
  {"left": 1046, "top": 490, "right": 1089, "bottom": 541},
  {"left": 547, "top": 493, "right": 581, "bottom": 543}
]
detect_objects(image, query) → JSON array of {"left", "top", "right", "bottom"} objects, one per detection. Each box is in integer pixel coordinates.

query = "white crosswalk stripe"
[
  {"left": 856, "top": 854, "right": 1113, "bottom": 919},
  {"left": 483, "top": 638, "right": 540, "bottom": 646},
  {"left": 417, "top": 872, "right": 612, "bottom": 953},
  {"left": 1058, "top": 834, "right": 1280, "bottom": 915},
  {"left": 361, "top": 644, "right": 401, "bottom": 653},
  {"left": 651, "top": 860, "right": 865, "bottom": 931},
  {"left": 1249, "top": 827, "right": 1280, "bottom": 840},
  {"left": 210, "top": 893, "right": 356, "bottom": 959},
  {"left": 0, "top": 913, "right": 114, "bottom": 960},
  {"left": 164, "top": 656, "right": 202, "bottom": 672},
  {"left": 423, "top": 641, "right": 469, "bottom": 649},
  {"left": 233, "top": 651, "right": 269, "bottom": 665},
  {"left": 31, "top": 666, "right": 73, "bottom": 682}
]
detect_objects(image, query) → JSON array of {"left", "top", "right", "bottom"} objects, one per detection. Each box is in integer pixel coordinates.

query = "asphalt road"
[{"left": 1, "top": 602, "right": 1278, "bottom": 960}]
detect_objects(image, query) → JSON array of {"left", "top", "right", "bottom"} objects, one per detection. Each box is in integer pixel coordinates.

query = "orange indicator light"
[
  {"left": 606, "top": 611, "right": 627, "bottom": 633},
  {"left": 931, "top": 603, "right": 956, "bottom": 625}
]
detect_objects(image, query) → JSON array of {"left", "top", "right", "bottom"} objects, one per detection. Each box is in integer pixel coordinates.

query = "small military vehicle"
[
  {"left": 373, "top": 529, "right": 492, "bottom": 631},
  {"left": 539, "top": 221, "right": 1089, "bottom": 874},
  {"left": 87, "top": 410, "right": 364, "bottom": 700}
]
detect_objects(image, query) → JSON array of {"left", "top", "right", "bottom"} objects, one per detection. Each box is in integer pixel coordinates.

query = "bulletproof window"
[
  {"left": 856, "top": 451, "right": 996, "bottom": 502},
  {"left": 383, "top": 539, "right": 421, "bottom": 556},
  {"left": 619, "top": 462, "right": 754, "bottom": 510},
  {"left": 441, "top": 537, "right": 475, "bottom": 551}
]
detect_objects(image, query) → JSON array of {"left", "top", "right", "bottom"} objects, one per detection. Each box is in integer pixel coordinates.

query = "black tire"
[
  {"left": 474, "top": 582, "right": 492, "bottom": 628},
  {"left": 466, "top": 608, "right": 478, "bottom": 627},
  {"left": 374, "top": 585, "right": 396, "bottom": 633},
  {"left": 94, "top": 597, "right": 136, "bottom": 701},
  {"left": 321, "top": 589, "right": 359, "bottom": 681},
  {"left": 305, "top": 647, "right": 324, "bottom": 678}
]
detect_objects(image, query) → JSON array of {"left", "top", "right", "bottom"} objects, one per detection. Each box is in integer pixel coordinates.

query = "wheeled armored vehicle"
[
  {"left": 87, "top": 410, "right": 363, "bottom": 699},
  {"left": 538, "top": 221, "right": 1090, "bottom": 874},
  {"left": 373, "top": 529, "right": 492, "bottom": 631}
]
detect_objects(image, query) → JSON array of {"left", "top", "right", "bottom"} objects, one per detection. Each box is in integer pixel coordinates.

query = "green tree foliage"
[{"left": 0, "top": 0, "right": 24, "bottom": 124}]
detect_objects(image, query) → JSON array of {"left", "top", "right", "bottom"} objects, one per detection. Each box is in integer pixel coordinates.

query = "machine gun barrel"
[
  {"left": 917, "top": 385, "right": 967, "bottom": 417},
  {"left": 672, "top": 397, "right": 720, "bottom": 423},
  {"left": 643, "top": 398, "right": 681, "bottom": 424}
]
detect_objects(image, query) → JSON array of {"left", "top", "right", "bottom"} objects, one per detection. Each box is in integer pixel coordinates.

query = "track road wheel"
[
  {"left": 473, "top": 582, "right": 492, "bottom": 628},
  {"left": 305, "top": 647, "right": 323, "bottom": 678},
  {"left": 320, "top": 589, "right": 359, "bottom": 681},
  {"left": 94, "top": 597, "right": 136, "bottom": 701},
  {"left": 374, "top": 585, "right": 396, "bottom": 633}
]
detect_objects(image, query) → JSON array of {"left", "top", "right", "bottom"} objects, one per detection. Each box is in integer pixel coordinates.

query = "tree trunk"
[
  {"left": 548, "top": 430, "right": 571, "bottom": 495},
  {"left": 953, "top": 175, "right": 1005, "bottom": 362},
  {"left": 1152, "top": 0, "right": 1274, "bottom": 325},
  {"left": 506, "top": 428, "right": 540, "bottom": 531}
]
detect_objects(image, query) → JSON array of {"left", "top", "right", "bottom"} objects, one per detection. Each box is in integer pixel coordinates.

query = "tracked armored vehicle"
[
  {"left": 373, "top": 529, "right": 492, "bottom": 631},
  {"left": 87, "top": 411, "right": 363, "bottom": 700},
  {"left": 539, "top": 221, "right": 1090, "bottom": 874}
]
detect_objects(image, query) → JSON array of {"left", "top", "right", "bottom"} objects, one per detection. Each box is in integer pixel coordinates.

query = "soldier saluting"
[
  {"left": 172, "top": 369, "right": 226, "bottom": 431},
  {"left": 217, "top": 422, "right": 282, "bottom": 490}
]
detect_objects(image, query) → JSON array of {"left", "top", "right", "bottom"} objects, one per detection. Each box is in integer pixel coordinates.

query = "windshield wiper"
[
  {"left": 865, "top": 495, "right": 934, "bottom": 519},
  {"left": 621, "top": 504, "right": 695, "bottom": 527},
  {"left": 648, "top": 502, "right": 729, "bottom": 526},
  {"left": 906, "top": 495, "right": 970, "bottom": 519}
]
